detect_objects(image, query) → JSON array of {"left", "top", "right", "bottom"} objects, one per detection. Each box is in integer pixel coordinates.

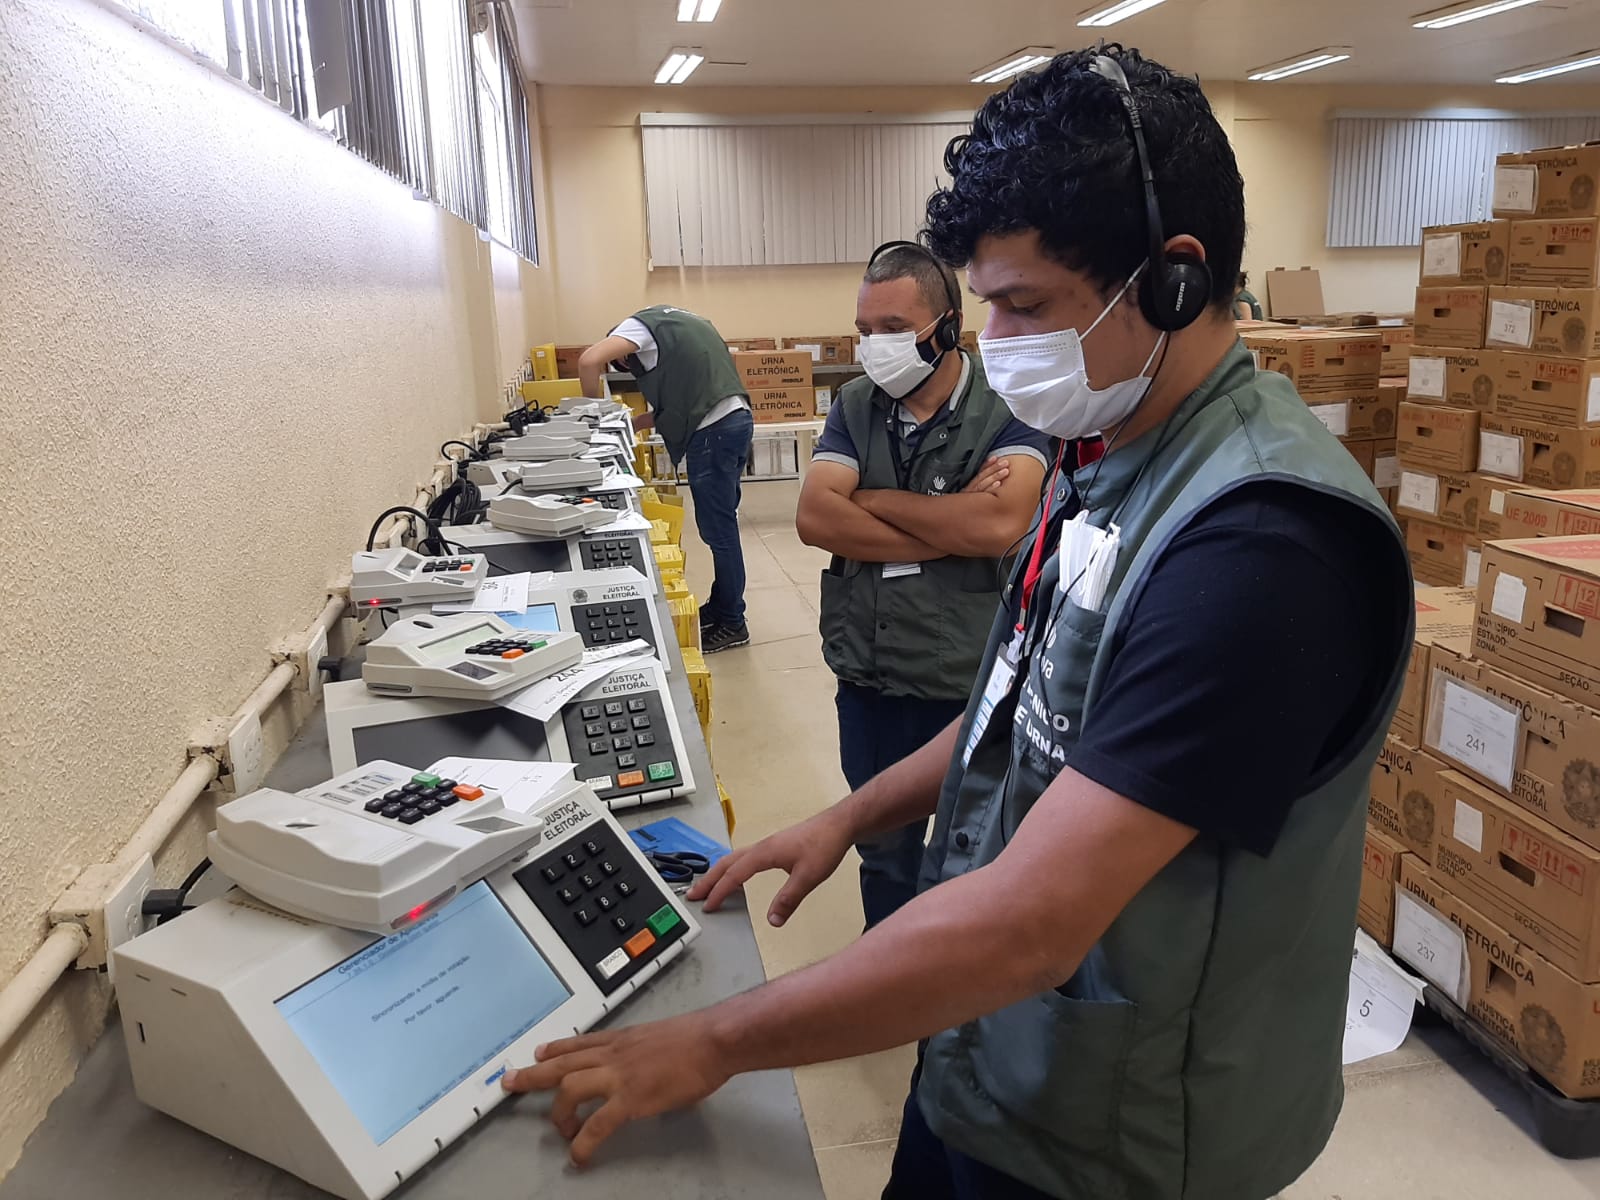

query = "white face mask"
[
  {"left": 978, "top": 268, "right": 1165, "bottom": 440},
  {"left": 857, "top": 317, "right": 947, "bottom": 400}
]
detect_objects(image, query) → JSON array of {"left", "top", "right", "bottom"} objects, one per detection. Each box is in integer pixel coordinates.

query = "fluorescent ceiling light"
[
  {"left": 677, "top": 0, "right": 722, "bottom": 21},
  {"left": 1078, "top": 0, "right": 1169, "bottom": 26},
  {"left": 971, "top": 47, "right": 1055, "bottom": 84},
  {"left": 1412, "top": 0, "right": 1541, "bottom": 29},
  {"left": 1498, "top": 48, "right": 1600, "bottom": 82},
  {"left": 1246, "top": 47, "right": 1352, "bottom": 81},
  {"left": 655, "top": 48, "right": 705, "bottom": 84}
]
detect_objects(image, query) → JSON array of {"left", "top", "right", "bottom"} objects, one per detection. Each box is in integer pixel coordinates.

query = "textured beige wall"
[
  {"left": 0, "top": 0, "right": 554, "bottom": 1172},
  {"left": 543, "top": 79, "right": 1600, "bottom": 339}
]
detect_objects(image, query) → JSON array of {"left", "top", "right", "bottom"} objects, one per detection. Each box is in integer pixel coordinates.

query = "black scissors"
[{"left": 645, "top": 850, "right": 711, "bottom": 885}]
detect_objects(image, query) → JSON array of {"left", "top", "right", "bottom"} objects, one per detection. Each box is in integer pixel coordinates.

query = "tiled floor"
[{"left": 681, "top": 478, "right": 1600, "bottom": 1200}]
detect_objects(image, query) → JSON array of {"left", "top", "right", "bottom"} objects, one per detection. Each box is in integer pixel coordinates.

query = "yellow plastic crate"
[
  {"left": 680, "top": 647, "right": 713, "bottom": 732},
  {"left": 641, "top": 495, "right": 684, "bottom": 544},
  {"left": 529, "top": 342, "right": 559, "bottom": 381},
  {"left": 717, "top": 776, "right": 736, "bottom": 836},
  {"left": 519, "top": 377, "right": 586, "bottom": 409},
  {"left": 668, "top": 595, "right": 701, "bottom": 651}
]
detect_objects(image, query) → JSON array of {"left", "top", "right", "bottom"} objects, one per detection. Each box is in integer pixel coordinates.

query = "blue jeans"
[
  {"left": 836, "top": 682, "right": 968, "bottom": 929},
  {"left": 685, "top": 408, "right": 753, "bottom": 627}
]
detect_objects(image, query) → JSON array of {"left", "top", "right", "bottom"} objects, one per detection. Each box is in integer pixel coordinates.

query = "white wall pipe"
[
  {"left": 0, "top": 924, "right": 89, "bottom": 1053},
  {"left": 110, "top": 754, "right": 222, "bottom": 874}
]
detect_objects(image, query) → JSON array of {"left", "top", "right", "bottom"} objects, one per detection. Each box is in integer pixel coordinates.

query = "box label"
[
  {"left": 1436, "top": 676, "right": 1520, "bottom": 790},
  {"left": 1454, "top": 799, "right": 1485, "bottom": 852},
  {"left": 1310, "top": 401, "right": 1350, "bottom": 437},
  {"left": 1554, "top": 571, "right": 1600, "bottom": 619},
  {"left": 1423, "top": 232, "right": 1462, "bottom": 279},
  {"left": 1375, "top": 453, "right": 1400, "bottom": 489},
  {"left": 1489, "top": 487, "right": 1507, "bottom": 515},
  {"left": 1589, "top": 378, "right": 1600, "bottom": 425},
  {"left": 1479, "top": 430, "right": 1524, "bottom": 479},
  {"left": 1489, "top": 300, "right": 1535, "bottom": 348},
  {"left": 1502, "top": 825, "right": 1588, "bottom": 894},
  {"left": 1409, "top": 356, "right": 1446, "bottom": 399},
  {"left": 1494, "top": 164, "right": 1538, "bottom": 214},
  {"left": 1491, "top": 571, "right": 1527, "bottom": 622},
  {"left": 1399, "top": 471, "right": 1440, "bottom": 515},
  {"left": 1394, "top": 891, "right": 1469, "bottom": 1006},
  {"left": 1464, "top": 548, "right": 1482, "bottom": 589}
]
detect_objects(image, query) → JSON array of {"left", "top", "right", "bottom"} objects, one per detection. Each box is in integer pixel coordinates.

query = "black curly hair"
[{"left": 925, "top": 46, "right": 1245, "bottom": 312}]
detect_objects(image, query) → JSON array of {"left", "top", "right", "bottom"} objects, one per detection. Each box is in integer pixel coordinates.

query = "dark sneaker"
[
  {"left": 701, "top": 622, "right": 750, "bottom": 653},
  {"left": 699, "top": 608, "right": 718, "bottom": 631}
]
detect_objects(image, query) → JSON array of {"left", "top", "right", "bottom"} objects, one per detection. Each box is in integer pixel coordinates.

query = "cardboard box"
[
  {"left": 1496, "top": 353, "right": 1600, "bottom": 426},
  {"left": 1359, "top": 826, "right": 1410, "bottom": 948},
  {"left": 1430, "top": 769, "right": 1600, "bottom": 982},
  {"left": 1475, "top": 537, "right": 1600, "bottom": 707},
  {"left": 1414, "top": 286, "right": 1489, "bottom": 350},
  {"left": 1509, "top": 220, "right": 1600, "bottom": 289},
  {"left": 1405, "top": 347, "right": 1501, "bottom": 411},
  {"left": 1307, "top": 389, "right": 1393, "bottom": 440},
  {"left": 1478, "top": 487, "right": 1600, "bottom": 542},
  {"left": 1485, "top": 287, "right": 1600, "bottom": 358},
  {"left": 554, "top": 344, "right": 588, "bottom": 378},
  {"left": 1372, "top": 440, "right": 1399, "bottom": 490},
  {"left": 1396, "top": 401, "right": 1480, "bottom": 472},
  {"left": 1426, "top": 651, "right": 1600, "bottom": 849},
  {"left": 725, "top": 338, "right": 778, "bottom": 352},
  {"left": 782, "top": 336, "right": 856, "bottom": 366},
  {"left": 1420, "top": 221, "right": 1511, "bottom": 286},
  {"left": 1399, "top": 856, "right": 1600, "bottom": 1098},
  {"left": 748, "top": 386, "right": 813, "bottom": 423},
  {"left": 1393, "top": 587, "right": 1479, "bottom": 744},
  {"left": 1264, "top": 267, "right": 1325, "bottom": 319},
  {"left": 1477, "top": 414, "right": 1600, "bottom": 488},
  {"left": 1382, "top": 326, "right": 1416, "bottom": 376},
  {"left": 1395, "top": 468, "right": 1482, "bottom": 530},
  {"left": 1346, "top": 440, "right": 1376, "bottom": 479},
  {"left": 1407, "top": 520, "right": 1475, "bottom": 587},
  {"left": 1370, "top": 737, "right": 1449, "bottom": 859},
  {"left": 1240, "top": 327, "right": 1382, "bottom": 393},
  {"left": 733, "top": 350, "right": 814, "bottom": 391},
  {"left": 1494, "top": 144, "right": 1600, "bottom": 221}
]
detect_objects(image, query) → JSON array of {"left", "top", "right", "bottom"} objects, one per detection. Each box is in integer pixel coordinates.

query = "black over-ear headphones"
[
  {"left": 866, "top": 240, "right": 964, "bottom": 353},
  {"left": 1088, "top": 55, "right": 1212, "bottom": 333}
]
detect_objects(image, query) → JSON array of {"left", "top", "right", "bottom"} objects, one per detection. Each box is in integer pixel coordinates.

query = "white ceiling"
[{"left": 511, "top": 0, "right": 1600, "bottom": 89}]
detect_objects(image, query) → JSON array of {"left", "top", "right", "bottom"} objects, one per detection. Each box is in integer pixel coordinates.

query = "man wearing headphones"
[
  {"left": 503, "top": 48, "right": 1413, "bottom": 1200},
  {"left": 796, "top": 242, "right": 1050, "bottom": 929}
]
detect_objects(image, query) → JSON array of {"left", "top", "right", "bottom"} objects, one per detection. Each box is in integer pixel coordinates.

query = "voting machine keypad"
[
  {"left": 361, "top": 771, "right": 486, "bottom": 825},
  {"left": 514, "top": 834, "right": 687, "bottom": 995},
  {"left": 419, "top": 558, "right": 475, "bottom": 574},
  {"left": 563, "top": 692, "right": 680, "bottom": 802},
  {"left": 463, "top": 636, "right": 548, "bottom": 659},
  {"left": 572, "top": 600, "right": 658, "bottom": 653},
  {"left": 579, "top": 538, "right": 640, "bottom": 573}
]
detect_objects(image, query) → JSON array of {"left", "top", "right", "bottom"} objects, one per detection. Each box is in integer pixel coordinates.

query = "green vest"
[
  {"left": 628, "top": 307, "right": 748, "bottom": 463},
  {"left": 916, "top": 343, "right": 1413, "bottom": 1199},
  {"left": 819, "top": 355, "right": 1022, "bottom": 701}
]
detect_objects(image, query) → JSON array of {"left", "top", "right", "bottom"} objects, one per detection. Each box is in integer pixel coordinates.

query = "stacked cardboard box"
[
  {"left": 733, "top": 350, "right": 815, "bottom": 423},
  {"left": 781, "top": 335, "right": 857, "bottom": 366},
  {"left": 1238, "top": 326, "right": 1391, "bottom": 498}
]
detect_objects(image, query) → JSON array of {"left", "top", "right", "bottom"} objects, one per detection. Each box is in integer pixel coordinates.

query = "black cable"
[
  {"left": 364, "top": 505, "right": 436, "bottom": 553},
  {"left": 440, "top": 439, "right": 481, "bottom": 462},
  {"left": 142, "top": 857, "right": 213, "bottom": 926}
]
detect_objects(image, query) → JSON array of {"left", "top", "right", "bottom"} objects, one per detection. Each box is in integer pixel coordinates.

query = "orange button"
[
  {"left": 453, "top": 785, "right": 484, "bottom": 801},
  {"left": 617, "top": 770, "right": 646, "bottom": 788},
  {"left": 458, "top": 564, "right": 473, "bottom": 571},
  {"left": 502, "top": 649, "right": 525, "bottom": 659},
  {"left": 624, "top": 929, "right": 656, "bottom": 958}
]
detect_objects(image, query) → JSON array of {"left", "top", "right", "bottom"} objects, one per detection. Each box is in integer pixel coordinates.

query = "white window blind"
[
  {"left": 640, "top": 114, "right": 972, "bottom": 268},
  {"left": 1328, "top": 113, "right": 1600, "bottom": 248}
]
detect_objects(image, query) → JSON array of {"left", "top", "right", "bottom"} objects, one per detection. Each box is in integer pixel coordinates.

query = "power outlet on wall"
[
  {"left": 225, "top": 712, "right": 267, "bottom": 796},
  {"left": 49, "top": 854, "right": 156, "bottom": 972}
]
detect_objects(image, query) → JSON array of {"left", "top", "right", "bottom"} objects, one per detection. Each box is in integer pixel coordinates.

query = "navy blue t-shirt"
[{"left": 1063, "top": 481, "right": 1409, "bottom": 855}]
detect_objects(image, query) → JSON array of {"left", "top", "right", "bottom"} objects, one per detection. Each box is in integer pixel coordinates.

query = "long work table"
[{"left": 0, "top": 596, "right": 826, "bottom": 1200}]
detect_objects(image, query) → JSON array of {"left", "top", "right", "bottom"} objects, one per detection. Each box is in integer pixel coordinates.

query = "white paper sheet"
[
  {"left": 582, "top": 638, "right": 654, "bottom": 664},
  {"left": 1435, "top": 676, "right": 1521, "bottom": 790},
  {"left": 496, "top": 655, "right": 660, "bottom": 723},
  {"left": 1343, "top": 930, "right": 1423, "bottom": 1066},
  {"left": 425, "top": 757, "right": 577, "bottom": 814},
  {"left": 591, "top": 510, "right": 653, "bottom": 533},
  {"left": 589, "top": 473, "right": 647, "bottom": 493},
  {"left": 1393, "top": 891, "right": 1470, "bottom": 1007}
]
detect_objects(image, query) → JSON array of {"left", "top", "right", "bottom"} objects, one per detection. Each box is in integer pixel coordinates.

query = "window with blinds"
[
  {"left": 1327, "top": 113, "right": 1600, "bottom": 248},
  {"left": 639, "top": 114, "right": 973, "bottom": 268}
]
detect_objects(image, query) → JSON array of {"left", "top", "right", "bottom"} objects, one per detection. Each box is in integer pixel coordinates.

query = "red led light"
[
  {"left": 406, "top": 902, "right": 430, "bottom": 922},
  {"left": 367, "top": 599, "right": 381, "bottom": 606}
]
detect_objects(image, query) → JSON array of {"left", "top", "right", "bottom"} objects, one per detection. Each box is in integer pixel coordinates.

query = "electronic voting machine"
[
  {"left": 349, "top": 549, "right": 488, "bottom": 607},
  {"left": 360, "top": 613, "right": 583, "bottom": 700},
  {"left": 485, "top": 493, "right": 616, "bottom": 538},
  {"left": 326, "top": 653, "right": 695, "bottom": 810},
  {"left": 439, "top": 515, "right": 653, "bottom": 583},
  {"left": 115, "top": 761, "right": 699, "bottom": 1200}
]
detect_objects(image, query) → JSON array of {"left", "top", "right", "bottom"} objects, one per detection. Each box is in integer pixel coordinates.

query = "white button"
[{"left": 597, "top": 948, "right": 629, "bottom": 980}]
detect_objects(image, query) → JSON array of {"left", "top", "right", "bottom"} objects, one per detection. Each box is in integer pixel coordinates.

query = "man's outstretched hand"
[{"left": 501, "top": 1013, "right": 731, "bottom": 1166}]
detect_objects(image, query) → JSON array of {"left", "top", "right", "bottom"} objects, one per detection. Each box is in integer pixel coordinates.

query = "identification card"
[
  {"left": 962, "top": 633, "right": 1021, "bottom": 767},
  {"left": 883, "top": 562, "right": 922, "bottom": 579}
]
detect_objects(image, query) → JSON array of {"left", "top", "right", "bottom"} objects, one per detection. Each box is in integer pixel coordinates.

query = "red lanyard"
[{"left": 1016, "top": 441, "right": 1068, "bottom": 634}]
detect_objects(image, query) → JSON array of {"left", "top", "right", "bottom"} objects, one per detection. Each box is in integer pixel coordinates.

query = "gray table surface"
[{"left": 0, "top": 605, "right": 825, "bottom": 1200}]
